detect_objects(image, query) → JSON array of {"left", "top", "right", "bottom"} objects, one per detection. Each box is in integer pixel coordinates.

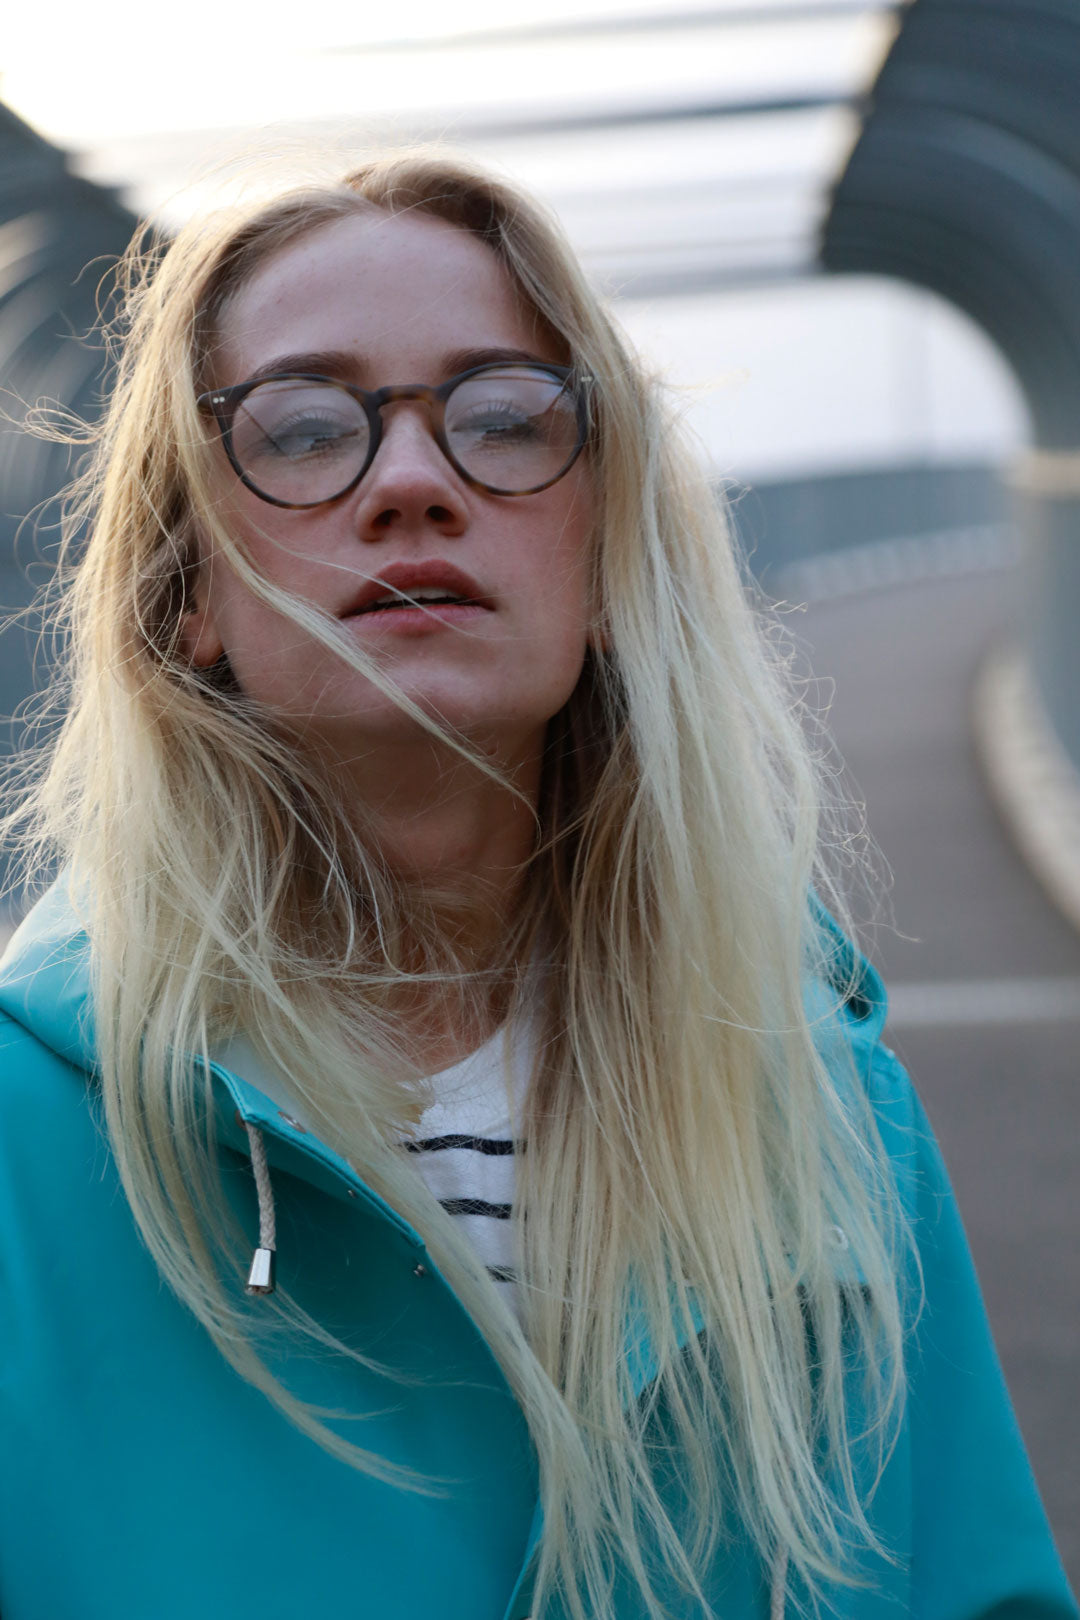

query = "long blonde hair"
[{"left": 11, "top": 151, "right": 909, "bottom": 1617}]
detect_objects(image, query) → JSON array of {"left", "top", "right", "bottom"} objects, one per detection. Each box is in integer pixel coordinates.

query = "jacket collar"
[
  {"left": 0, "top": 876, "right": 99, "bottom": 1070},
  {"left": 0, "top": 879, "right": 428, "bottom": 1245},
  {"left": 0, "top": 876, "right": 888, "bottom": 1083}
]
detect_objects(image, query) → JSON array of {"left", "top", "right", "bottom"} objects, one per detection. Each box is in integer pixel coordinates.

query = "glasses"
[{"left": 197, "top": 361, "right": 591, "bottom": 508}]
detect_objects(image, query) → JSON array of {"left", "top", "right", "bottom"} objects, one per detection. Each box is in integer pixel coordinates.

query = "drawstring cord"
[
  {"left": 770, "top": 1549, "right": 789, "bottom": 1619},
  {"left": 243, "top": 1121, "right": 277, "bottom": 1294}
]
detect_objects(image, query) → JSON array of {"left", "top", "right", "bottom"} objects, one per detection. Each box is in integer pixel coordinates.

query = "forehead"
[{"left": 212, "top": 209, "right": 547, "bottom": 383}]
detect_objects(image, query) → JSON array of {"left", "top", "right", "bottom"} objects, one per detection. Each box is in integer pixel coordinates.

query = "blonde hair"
[{"left": 11, "top": 151, "right": 909, "bottom": 1616}]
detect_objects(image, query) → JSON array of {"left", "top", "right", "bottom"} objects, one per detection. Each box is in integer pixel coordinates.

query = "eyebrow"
[{"left": 236, "top": 345, "right": 547, "bottom": 388}]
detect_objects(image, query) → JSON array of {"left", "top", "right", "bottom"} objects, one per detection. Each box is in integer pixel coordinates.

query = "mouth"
[
  {"left": 355, "top": 587, "right": 482, "bottom": 616},
  {"left": 342, "top": 561, "right": 493, "bottom": 619}
]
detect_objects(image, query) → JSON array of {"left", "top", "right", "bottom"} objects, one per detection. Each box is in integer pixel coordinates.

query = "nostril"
[{"left": 427, "top": 505, "right": 454, "bottom": 524}]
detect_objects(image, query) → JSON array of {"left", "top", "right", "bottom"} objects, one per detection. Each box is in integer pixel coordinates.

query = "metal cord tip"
[{"left": 246, "top": 1246, "right": 276, "bottom": 1295}]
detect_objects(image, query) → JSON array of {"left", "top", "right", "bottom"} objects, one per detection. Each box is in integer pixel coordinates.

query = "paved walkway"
[{"left": 799, "top": 563, "right": 1080, "bottom": 1586}]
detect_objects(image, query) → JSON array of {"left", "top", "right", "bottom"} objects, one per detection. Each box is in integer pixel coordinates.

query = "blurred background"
[{"left": 1, "top": 0, "right": 1077, "bottom": 1584}]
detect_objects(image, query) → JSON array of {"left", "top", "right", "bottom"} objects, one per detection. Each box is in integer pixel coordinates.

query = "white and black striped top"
[{"left": 404, "top": 1021, "right": 531, "bottom": 1317}]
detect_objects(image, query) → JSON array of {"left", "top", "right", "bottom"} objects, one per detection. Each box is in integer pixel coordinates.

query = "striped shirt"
[{"left": 404, "top": 1021, "right": 531, "bottom": 1317}]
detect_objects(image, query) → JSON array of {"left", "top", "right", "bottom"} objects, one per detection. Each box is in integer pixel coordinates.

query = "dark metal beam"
[
  {"left": 328, "top": 0, "right": 904, "bottom": 54},
  {"left": 821, "top": 0, "right": 1080, "bottom": 785},
  {"left": 419, "top": 92, "right": 851, "bottom": 145},
  {"left": 601, "top": 259, "right": 820, "bottom": 299},
  {"left": 0, "top": 102, "right": 138, "bottom": 789}
]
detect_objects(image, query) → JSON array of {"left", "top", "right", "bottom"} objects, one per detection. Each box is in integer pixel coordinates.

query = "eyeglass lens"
[{"left": 228, "top": 366, "right": 582, "bottom": 503}]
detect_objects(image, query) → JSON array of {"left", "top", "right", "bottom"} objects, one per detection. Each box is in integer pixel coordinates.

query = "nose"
[{"left": 351, "top": 401, "right": 467, "bottom": 542}]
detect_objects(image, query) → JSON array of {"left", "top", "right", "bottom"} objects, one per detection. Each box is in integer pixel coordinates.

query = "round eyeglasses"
[{"left": 196, "top": 361, "right": 591, "bottom": 508}]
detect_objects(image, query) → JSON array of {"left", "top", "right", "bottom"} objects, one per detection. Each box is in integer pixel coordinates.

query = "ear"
[{"left": 177, "top": 561, "right": 225, "bottom": 669}]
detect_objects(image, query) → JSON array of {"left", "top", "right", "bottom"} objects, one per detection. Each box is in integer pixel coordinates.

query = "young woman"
[{"left": 0, "top": 152, "right": 1073, "bottom": 1620}]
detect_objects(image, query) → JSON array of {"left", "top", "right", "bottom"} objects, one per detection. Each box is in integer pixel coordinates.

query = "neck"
[
  {"left": 345, "top": 736, "right": 539, "bottom": 905},
  {"left": 324, "top": 731, "right": 543, "bottom": 1070}
]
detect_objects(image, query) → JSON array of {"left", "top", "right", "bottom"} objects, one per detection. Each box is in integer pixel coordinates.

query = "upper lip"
[{"left": 341, "top": 560, "right": 493, "bottom": 616}]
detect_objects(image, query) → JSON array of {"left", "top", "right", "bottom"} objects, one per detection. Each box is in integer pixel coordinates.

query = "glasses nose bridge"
[
  {"left": 366, "top": 380, "right": 449, "bottom": 469},
  {"left": 370, "top": 380, "right": 443, "bottom": 424}
]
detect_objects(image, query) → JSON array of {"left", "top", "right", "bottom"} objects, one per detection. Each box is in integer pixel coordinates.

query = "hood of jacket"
[
  {"left": 0, "top": 877, "right": 98, "bottom": 1074},
  {"left": 0, "top": 875, "right": 891, "bottom": 1084}
]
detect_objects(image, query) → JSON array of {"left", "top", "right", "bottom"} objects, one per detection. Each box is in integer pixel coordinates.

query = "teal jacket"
[{"left": 0, "top": 880, "right": 1074, "bottom": 1619}]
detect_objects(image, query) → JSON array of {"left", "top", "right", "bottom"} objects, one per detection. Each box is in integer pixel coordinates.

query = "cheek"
[
  {"left": 195, "top": 552, "right": 313, "bottom": 692},
  {"left": 206, "top": 507, "right": 339, "bottom": 637},
  {"left": 523, "top": 512, "right": 595, "bottom": 695},
  {"left": 542, "top": 474, "right": 596, "bottom": 606},
  {"left": 562, "top": 513, "right": 599, "bottom": 645}
]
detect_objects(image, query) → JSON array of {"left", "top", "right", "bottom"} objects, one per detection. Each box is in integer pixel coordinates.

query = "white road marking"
[
  {"left": 776, "top": 522, "right": 1018, "bottom": 605},
  {"left": 885, "top": 977, "right": 1080, "bottom": 1029}
]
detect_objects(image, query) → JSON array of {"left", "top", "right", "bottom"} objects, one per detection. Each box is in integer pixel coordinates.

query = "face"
[{"left": 183, "top": 209, "right": 595, "bottom": 773}]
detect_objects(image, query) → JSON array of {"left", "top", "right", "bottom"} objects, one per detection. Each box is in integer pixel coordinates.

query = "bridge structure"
[{"left": 822, "top": 0, "right": 1080, "bottom": 931}]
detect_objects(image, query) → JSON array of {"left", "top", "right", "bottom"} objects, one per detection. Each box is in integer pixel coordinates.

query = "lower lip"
[{"left": 345, "top": 602, "right": 491, "bottom": 635}]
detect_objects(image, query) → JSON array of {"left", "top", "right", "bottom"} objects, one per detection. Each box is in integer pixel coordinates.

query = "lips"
[{"left": 342, "top": 560, "right": 492, "bottom": 618}]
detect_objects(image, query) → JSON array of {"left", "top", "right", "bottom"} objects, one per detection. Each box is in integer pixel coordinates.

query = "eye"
[
  {"left": 245, "top": 411, "right": 361, "bottom": 462},
  {"left": 445, "top": 369, "right": 579, "bottom": 465},
  {"left": 451, "top": 399, "right": 538, "bottom": 449},
  {"left": 230, "top": 382, "right": 369, "bottom": 469}
]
